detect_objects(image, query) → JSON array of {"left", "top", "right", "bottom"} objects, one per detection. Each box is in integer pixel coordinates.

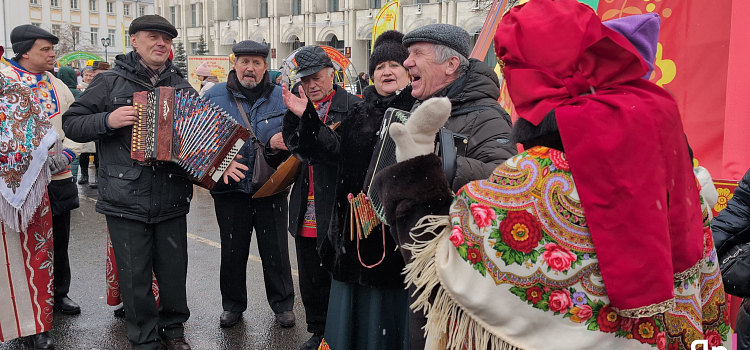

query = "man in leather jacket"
[{"left": 63, "top": 16, "right": 193, "bottom": 350}]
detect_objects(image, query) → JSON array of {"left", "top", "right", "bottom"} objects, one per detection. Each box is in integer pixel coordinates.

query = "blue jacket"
[{"left": 203, "top": 70, "right": 286, "bottom": 194}]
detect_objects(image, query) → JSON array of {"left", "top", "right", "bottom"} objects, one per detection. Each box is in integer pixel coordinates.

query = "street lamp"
[{"left": 101, "top": 37, "right": 111, "bottom": 63}]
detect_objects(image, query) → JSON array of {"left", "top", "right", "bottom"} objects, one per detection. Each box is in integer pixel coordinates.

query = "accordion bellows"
[{"left": 131, "top": 87, "right": 250, "bottom": 189}]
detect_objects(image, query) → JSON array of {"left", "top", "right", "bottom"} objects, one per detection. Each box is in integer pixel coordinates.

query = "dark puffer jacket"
[
  {"left": 62, "top": 52, "right": 195, "bottom": 223},
  {"left": 712, "top": 167, "right": 750, "bottom": 349},
  {"left": 418, "top": 58, "right": 516, "bottom": 191}
]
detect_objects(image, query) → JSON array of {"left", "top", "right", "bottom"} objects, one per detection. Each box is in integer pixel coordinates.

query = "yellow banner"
[
  {"left": 121, "top": 22, "right": 127, "bottom": 54},
  {"left": 371, "top": 0, "right": 400, "bottom": 50}
]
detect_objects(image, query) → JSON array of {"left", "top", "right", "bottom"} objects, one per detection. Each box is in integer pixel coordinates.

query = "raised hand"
[
  {"left": 281, "top": 83, "right": 308, "bottom": 118},
  {"left": 389, "top": 97, "right": 452, "bottom": 162}
]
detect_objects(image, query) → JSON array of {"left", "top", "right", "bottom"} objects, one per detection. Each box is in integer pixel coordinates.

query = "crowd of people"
[{"left": 0, "top": 0, "right": 746, "bottom": 349}]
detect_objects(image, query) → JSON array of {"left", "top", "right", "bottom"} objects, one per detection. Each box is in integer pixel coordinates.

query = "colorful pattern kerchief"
[
  {"left": 0, "top": 72, "right": 56, "bottom": 232},
  {"left": 6, "top": 60, "right": 61, "bottom": 119},
  {"left": 405, "top": 147, "right": 730, "bottom": 350}
]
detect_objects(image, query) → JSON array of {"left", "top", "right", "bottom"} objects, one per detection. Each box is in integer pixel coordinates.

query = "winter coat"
[
  {"left": 418, "top": 58, "right": 516, "bottom": 191},
  {"left": 62, "top": 51, "right": 195, "bottom": 223},
  {"left": 281, "top": 84, "right": 362, "bottom": 269},
  {"left": 198, "top": 75, "right": 218, "bottom": 97},
  {"left": 57, "top": 67, "right": 82, "bottom": 99},
  {"left": 202, "top": 70, "right": 287, "bottom": 195},
  {"left": 285, "top": 84, "right": 413, "bottom": 287},
  {"left": 713, "top": 168, "right": 750, "bottom": 257}
]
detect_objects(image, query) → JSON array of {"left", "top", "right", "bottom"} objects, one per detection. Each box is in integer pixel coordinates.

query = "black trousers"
[
  {"left": 295, "top": 236, "right": 331, "bottom": 334},
  {"left": 213, "top": 192, "right": 295, "bottom": 314},
  {"left": 78, "top": 152, "right": 99, "bottom": 175},
  {"left": 738, "top": 298, "right": 750, "bottom": 350},
  {"left": 107, "top": 215, "right": 190, "bottom": 350},
  {"left": 52, "top": 211, "right": 71, "bottom": 299}
]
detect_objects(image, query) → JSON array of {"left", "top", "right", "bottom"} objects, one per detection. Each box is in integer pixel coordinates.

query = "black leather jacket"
[
  {"left": 62, "top": 52, "right": 195, "bottom": 223},
  {"left": 712, "top": 168, "right": 750, "bottom": 256}
]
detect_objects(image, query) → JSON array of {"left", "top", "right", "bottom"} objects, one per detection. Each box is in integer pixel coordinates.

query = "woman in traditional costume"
[
  {"left": 0, "top": 47, "right": 60, "bottom": 349},
  {"left": 282, "top": 31, "right": 416, "bottom": 350},
  {"left": 371, "top": 1, "right": 731, "bottom": 349}
]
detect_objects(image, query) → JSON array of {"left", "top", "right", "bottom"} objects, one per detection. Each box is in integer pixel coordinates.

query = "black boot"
[
  {"left": 31, "top": 331, "right": 54, "bottom": 349},
  {"left": 77, "top": 173, "right": 88, "bottom": 184}
]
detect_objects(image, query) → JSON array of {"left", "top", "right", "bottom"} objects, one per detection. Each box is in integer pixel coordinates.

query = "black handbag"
[
  {"left": 234, "top": 97, "right": 275, "bottom": 189},
  {"left": 719, "top": 242, "right": 750, "bottom": 298}
]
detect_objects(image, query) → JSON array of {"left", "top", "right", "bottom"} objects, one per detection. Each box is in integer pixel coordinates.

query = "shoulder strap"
[{"left": 234, "top": 96, "right": 258, "bottom": 142}]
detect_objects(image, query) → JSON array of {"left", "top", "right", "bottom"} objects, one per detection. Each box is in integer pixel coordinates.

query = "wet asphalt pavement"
[{"left": 0, "top": 167, "right": 311, "bottom": 350}]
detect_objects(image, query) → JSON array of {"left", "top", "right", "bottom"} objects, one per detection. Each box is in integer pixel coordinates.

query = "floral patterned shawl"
[
  {"left": 0, "top": 71, "right": 56, "bottom": 231},
  {"left": 404, "top": 147, "right": 730, "bottom": 350}
]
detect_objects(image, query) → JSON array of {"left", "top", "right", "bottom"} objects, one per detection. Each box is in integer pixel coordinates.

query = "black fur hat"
[{"left": 368, "top": 30, "right": 409, "bottom": 78}]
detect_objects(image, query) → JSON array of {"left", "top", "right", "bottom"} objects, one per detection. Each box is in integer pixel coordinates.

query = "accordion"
[
  {"left": 366, "top": 108, "right": 468, "bottom": 225},
  {"left": 131, "top": 87, "right": 250, "bottom": 189}
]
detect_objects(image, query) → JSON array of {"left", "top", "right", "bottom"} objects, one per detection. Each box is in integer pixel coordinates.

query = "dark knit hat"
[
  {"left": 10, "top": 25, "right": 58, "bottom": 57},
  {"left": 232, "top": 40, "right": 269, "bottom": 58},
  {"left": 368, "top": 30, "right": 409, "bottom": 77},
  {"left": 294, "top": 46, "right": 334, "bottom": 79},
  {"left": 129, "top": 15, "right": 178, "bottom": 38},
  {"left": 402, "top": 24, "right": 470, "bottom": 58}
]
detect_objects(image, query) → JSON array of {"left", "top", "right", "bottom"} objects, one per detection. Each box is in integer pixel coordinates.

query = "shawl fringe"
[
  {"left": 0, "top": 163, "right": 50, "bottom": 233},
  {"left": 403, "top": 215, "right": 525, "bottom": 350}
]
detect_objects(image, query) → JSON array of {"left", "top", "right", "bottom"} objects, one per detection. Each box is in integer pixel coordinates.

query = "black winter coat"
[
  {"left": 62, "top": 52, "right": 195, "bottom": 223},
  {"left": 712, "top": 168, "right": 750, "bottom": 256},
  {"left": 284, "top": 85, "right": 413, "bottom": 287},
  {"left": 419, "top": 58, "right": 516, "bottom": 191}
]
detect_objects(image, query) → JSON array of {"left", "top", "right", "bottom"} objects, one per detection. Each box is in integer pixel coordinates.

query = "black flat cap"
[
  {"left": 403, "top": 24, "right": 471, "bottom": 59},
  {"left": 129, "top": 15, "right": 178, "bottom": 38},
  {"left": 294, "top": 46, "right": 334, "bottom": 79},
  {"left": 11, "top": 25, "right": 58, "bottom": 56},
  {"left": 232, "top": 40, "right": 269, "bottom": 58}
]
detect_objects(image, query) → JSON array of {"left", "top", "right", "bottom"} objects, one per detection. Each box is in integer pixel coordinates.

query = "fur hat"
[{"left": 368, "top": 31, "right": 409, "bottom": 78}]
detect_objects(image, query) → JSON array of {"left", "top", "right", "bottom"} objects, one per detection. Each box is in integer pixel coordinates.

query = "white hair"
[{"left": 432, "top": 43, "right": 469, "bottom": 76}]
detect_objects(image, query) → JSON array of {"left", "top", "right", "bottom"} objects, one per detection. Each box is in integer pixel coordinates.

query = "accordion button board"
[{"left": 131, "top": 87, "right": 250, "bottom": 190}]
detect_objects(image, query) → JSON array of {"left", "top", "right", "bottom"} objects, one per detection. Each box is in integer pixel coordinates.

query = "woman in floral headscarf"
[
  {"left": 371, "top": 0, "right": 731, "bottom": 349},
  {"left": 0, "top": 48, "right": 60, "bottom": 349}
]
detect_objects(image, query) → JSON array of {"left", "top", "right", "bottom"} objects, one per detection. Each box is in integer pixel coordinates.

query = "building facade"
[
  {"left": 153, "top": 0, "right": 493, "bottom": 76},
  {"left": 1, "top": 0, "right": 155, "bottom": 65}
]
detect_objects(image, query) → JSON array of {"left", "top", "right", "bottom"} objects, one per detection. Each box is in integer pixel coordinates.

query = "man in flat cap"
[
  {"left": 2, "top": 24, "right": 84, "bottom": 333},
  {"left": 402, "top": 23, "right": 516, "bottom": 192},
  {"left": 201, "top": 39, "right": 297, "bottom": 330},
  {"left": 279, "top": 45, "right": 361, "bottom": 350},
  {"left": 63, "top": 15, "right": 194, "bottom": 350}
]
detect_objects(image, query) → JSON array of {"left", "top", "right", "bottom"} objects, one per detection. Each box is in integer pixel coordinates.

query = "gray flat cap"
[
  {"left": 233, "top": 40, "right": 269, "bottom": 58},
  {"left": 11, "top": 25, "right": 59, "bottom": 56},
  {"left": 403, "top": 24, "right": 471, "bottom": 58}
]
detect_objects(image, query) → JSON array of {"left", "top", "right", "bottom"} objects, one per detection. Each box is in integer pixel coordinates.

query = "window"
[
  {"left": 191, "top": 42, "right": 198, "bottom": 55},
  {"left": 292, "top": 0, "right": 301, "bottom": 15},
  {"left": 139, "top": 6, "right": 146, "bottom": 16},
  {"left": 90, "top": 27, "right": 98, "bottom": 43},
  {"left": 328, "top": 0, "right": 338, "bottom": 12},
  {"left": 415, "top": 0, "right": 429, "bottom": 3},
  {"left": 106, "top": 1, "right": 114, "bottom": 13},
  {"left": 31, "top": 22, "right": 42, "bottom": 27},
  {"left": 30, "top": 0, "right": 39, "bottom": 5},
  {"left": 124, "top": 31, "right": 131, "bottom": 47},
  {"left": 73, "top": 26, "right": 80, "bottom": 46},
  {"left": 170, "top": 6, "right": 176, "bottom": 24},
  {"left": 89, "top": 0, "right": 96, "bottom": 11},
  {"left": 191, "top": 3, "right": 197, "bottom": 27},
  {"left": 71, "top": 0, "right": 78, "bottom": 8},
  {"left": 260, "top": 0, "right": 268, "bottom": 18},
  {"left": 231, "top": 0, "right": 238, "bottom": 19},
  {"left": 50, "top": 0, "right": 59, "bottom": 7},
  {"left": 51, "top": 24, "right": 61, "bottom": 36},
  {"left": 369, "top": 0, "right": 380, "bottom": 8},
  {"left": 108, "top": 29, "right": 116, "bottom": 45},
  {"left": 123, "top": 3, "right": 130, "bottom": 16}
]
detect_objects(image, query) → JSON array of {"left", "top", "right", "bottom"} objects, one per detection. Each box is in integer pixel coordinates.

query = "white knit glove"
[{"left": 389, "top": 97, "right": 451, "bottom": 162}]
